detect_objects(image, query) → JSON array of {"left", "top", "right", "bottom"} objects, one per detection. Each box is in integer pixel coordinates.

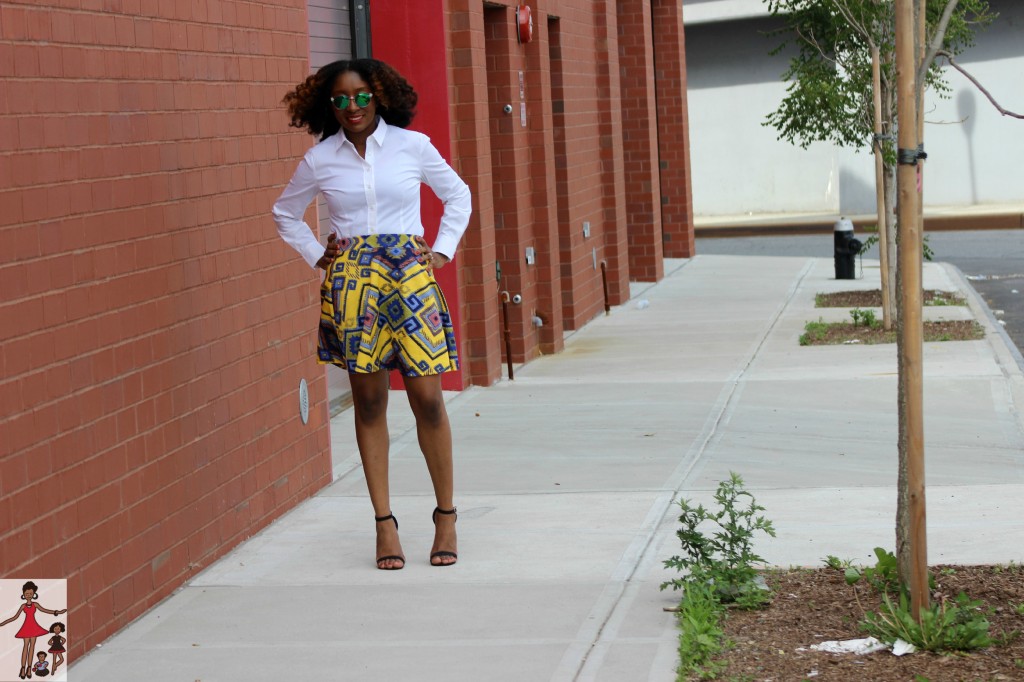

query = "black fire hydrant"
[{"left": 834, "top": 217, "right": 862, "bottom": 280}]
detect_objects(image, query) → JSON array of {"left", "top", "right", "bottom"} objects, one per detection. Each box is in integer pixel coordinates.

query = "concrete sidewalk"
[{"left": 71, "top": 255, "right": 1024, "bottom": 682}]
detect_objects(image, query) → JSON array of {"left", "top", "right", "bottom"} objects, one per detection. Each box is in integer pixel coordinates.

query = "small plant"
[
  {"left": 674, "top": 579, "right": 727, "bottom": 680},
  {"left": 823, "top": 555, "right": 854, "bottom": 571},
  {"left": 844, "top": 547, "right": 900, "bottom": 593},
  {"left": 662, "top": 473, "right": 776, "bottom": 609},
  {"left": 1013, "top": 602, "right": 1024, "bottom": 617},
  {"left": 860, "top": 229, "right": 880, "bottom": 255},
  {"left": 862, "top": 591, "right": 992, "bottom": 652},
  {"left": 799, "top": 319, "right": 830, "bottom": 346},
  {"left": 923, "top": 235, "right": 934, "bottom": 262},
  {"left": 664, "top": 474, "right": 777, "bottom": 677},
  {"left": 859, "top": 227, "right": 932, "bottom": 261},
  {"left": 928, "top": 292, "right": 966, "bottom": 307},
  {"left": 849, "top": 307, "right": 877, "bottom": 328}
]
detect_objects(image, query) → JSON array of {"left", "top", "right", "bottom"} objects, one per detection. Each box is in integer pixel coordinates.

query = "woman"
[
  {"left": 273, "top": 59, "right": 471, "bottom": 570},
  {"left": 0, "top": 581, "right": 67, "bottom": 679}
]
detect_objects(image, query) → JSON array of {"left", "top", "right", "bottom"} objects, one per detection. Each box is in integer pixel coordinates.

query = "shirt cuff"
[{"left": 431, "top": 234, "right": 460, "bottom": 262}]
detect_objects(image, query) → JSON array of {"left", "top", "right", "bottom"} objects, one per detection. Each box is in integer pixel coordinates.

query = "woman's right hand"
[{"left": 316, "top": 234, "right": 340, "bottom": 270}]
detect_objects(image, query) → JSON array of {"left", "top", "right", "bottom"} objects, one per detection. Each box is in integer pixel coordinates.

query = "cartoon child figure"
[
  {"left": 47, "top": 623, "right": 66, "bottom": 676},
  {"left": 31, "top": 652, "right": 49, "bottom": 677},
  {"left": 0, "top": 581, "right": 67, "bottom": 680}
]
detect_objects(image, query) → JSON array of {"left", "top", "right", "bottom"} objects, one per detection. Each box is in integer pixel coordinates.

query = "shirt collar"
[{"left": 334, "top": 117, "right": 388, "bottom": 151}]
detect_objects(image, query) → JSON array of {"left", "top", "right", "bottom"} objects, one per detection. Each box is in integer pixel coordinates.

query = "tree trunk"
[
  {"left": 895, "top": 0, "right": 929, "bottom": 618},
  {"left": 872, "top": 47, "right": 895, "bottom": 331},
  {"left": 883, "top": 164, "right": 898, "bottom": 326},
  {"left": 893, "top": 155, "right": 907, "bottom": 580}
]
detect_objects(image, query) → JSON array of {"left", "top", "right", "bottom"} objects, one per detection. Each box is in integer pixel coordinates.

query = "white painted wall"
[
  {"left": 684, "top": 0, "right": 769, "bottom": 24},
  {"left": 684, "top": 0, "right": 1024, "bottom": 218}
]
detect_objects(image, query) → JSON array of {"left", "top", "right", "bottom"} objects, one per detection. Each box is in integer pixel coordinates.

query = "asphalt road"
[{"left": 696, "top": 229, "right": 1024, "bottom": 357}]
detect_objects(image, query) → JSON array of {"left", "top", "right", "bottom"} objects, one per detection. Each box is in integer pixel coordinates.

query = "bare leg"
[
  {"left": 405, "top": 374, "right": 457, "bottom": 565},
  {"left": 350, "top": 370, "right": 404, "bottom": 569},
  {"left": 53, "top": 653, "right": 63, "bottom": 674},
  {"left": 24, "top": 639, "right": 34, "bottom": 677}
]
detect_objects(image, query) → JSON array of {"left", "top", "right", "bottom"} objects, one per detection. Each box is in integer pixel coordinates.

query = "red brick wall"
[
  {"left": 549, "top": 1, "right": 622, "bottom": 329},
  {"left": 479, "top": 6, "right": 569, "bottom": 360},
  {"left": 440, "top": 0, "right": 693, "bottom": 368},
  {"left": 594, "top": 0, "right": 632, "bottom": 311},
  {"left": 618, "top": 0, "right": 665, "bottom": 282},
  {"left": 446, "top": 0, "right": 503, "bottom": 385},
  {"left": 523, "top": 16, "right": 565, "bottom": 355},
  {"left": 0, "top": 0, "right": 332, "bottom": 656},
  {"left": 653, "top": 0, "right": 696, "bottom": 257}
]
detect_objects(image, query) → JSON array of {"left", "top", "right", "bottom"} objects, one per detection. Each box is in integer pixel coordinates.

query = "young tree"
[{"left": 763, "top": 0, "right": 994, "bottom": 330}]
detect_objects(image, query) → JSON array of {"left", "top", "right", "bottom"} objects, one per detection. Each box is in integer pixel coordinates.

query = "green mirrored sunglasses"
[{"left": 330, "top": 92, "right": 374, "bottom": 110}]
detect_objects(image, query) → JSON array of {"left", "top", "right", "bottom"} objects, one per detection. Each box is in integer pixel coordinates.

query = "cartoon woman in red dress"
[{"left": 0, "top": 582, "right": 67, "bottom": 680}]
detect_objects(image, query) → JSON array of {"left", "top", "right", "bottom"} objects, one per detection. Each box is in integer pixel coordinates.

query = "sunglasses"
[{"left": 330, "top": 92, "right": 374, "bottom": 110}]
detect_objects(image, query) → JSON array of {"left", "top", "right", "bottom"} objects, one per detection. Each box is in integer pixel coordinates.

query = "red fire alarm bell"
[{"left": 517, "top": 5, "right": 533, "bottom": 44}]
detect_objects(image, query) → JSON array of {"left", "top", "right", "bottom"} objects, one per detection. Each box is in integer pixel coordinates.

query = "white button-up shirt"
[{"left": 272, "top": 120, "right": 472, "bottom": 269}]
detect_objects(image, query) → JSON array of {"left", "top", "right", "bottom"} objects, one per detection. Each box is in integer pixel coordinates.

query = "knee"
[
  {"left": 354, "top": 391, "right": 388, "bottom": 423},
  {"left": 411, "top": 395, "right": 447, "bottom": 428}
]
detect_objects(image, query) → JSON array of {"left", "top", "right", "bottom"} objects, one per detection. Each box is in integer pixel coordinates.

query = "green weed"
[
  {"left": 862, "top": 592, "right": 992, "bottom": 652},
  {"left": 662, "top": 473, "right": 776, "bottom": 609},
  {"left": 850, "top": 307, "right": 878, "bottom": 327},
  {"left": 674, "top": 580, "right": 727, "bottom": 680},
  {"left": 799, "top": 318, "right": 830, "bottom": 345}
]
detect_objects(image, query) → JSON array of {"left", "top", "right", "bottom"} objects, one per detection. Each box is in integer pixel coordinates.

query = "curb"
[
  {"left": 942, "top": 261, "right": 1024, "bottom": 376},
  {"left": 696, "top": 212, "right": 1024, "bottom": 239}
]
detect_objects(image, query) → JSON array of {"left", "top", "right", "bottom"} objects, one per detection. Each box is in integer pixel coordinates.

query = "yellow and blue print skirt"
[{"left": 317, "top": 234, "right": 459, "bottom": 376}]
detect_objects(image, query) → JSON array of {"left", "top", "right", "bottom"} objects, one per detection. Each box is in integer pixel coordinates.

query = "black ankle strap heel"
[
  {"left": 430, "top": 507, "right": 458, "bottom": 567},
  {"left": 374, "top": 513, "right": 404, "bottom": 570}
]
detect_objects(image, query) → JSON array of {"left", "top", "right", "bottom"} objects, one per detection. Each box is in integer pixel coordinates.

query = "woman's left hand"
[{"left": 414, "top": 237, "right": 450, "bottom": 272}]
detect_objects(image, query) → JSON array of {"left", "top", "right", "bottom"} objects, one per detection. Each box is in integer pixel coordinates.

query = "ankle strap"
[
  {"left": 375, "top": 513, "right": 397, "bottom": 529},
  {"left": 434, "top": 506, "right": 457, "bottom": 515}
]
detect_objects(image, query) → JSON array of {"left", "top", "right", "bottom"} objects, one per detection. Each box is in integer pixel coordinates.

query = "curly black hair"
[
  {"left": 282, "top": 59, "right": 418, "bottom": 141},
  {"left": 49, "top": 622, "right": 65, "bottom": 633},
  {"left": 22, "top": 581, "right": 38, "bottom": 599}
]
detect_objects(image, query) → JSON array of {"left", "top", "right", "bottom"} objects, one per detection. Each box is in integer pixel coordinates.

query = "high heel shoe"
[
  {"left": 374, "top": 514, "right": 405, "bottom": 570},
  {"left": 19, "top": 667, "right": 26, "bottom": 679},
  {"left": 430, "top": 506, "right": 458, "bottom": 566}
]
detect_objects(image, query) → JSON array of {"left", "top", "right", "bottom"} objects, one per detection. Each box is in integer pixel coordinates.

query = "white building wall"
[{"left": 684, "top": 0, "right": 1024, "bottom": 218}]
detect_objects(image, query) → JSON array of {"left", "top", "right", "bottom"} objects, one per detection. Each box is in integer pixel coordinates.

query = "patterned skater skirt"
[{"left": 317, "top": 234, "right": 459, "bottom": 376}]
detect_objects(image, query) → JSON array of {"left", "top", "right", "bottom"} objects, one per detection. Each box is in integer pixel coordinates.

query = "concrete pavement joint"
[
  {"left": 667, "top": 258, "right": 815, "bottom": 490},
  {"left": 563, "top": 258, "right": 814, "bottom": 681}
]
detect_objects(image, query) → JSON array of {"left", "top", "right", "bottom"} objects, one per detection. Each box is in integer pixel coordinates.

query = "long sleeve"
[
  {"left": 419, "top": 139, "right": 472, "bottom": 260},
  {"left": 272, "top": 153, "right": 326, "bottom": 269}
]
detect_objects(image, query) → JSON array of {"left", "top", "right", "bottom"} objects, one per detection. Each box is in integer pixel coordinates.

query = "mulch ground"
[
  {"left": 817, "top": 290, "right": 967, "bottom": 308},
  {"left": 801, "top": 320, "right": 984, "bottom": 345},
  {"left": 805, "top": 289, "right": 982, "bottom": 345},
  {"left": 710, "top": 566, "right": 1024, "bottom": 682}
]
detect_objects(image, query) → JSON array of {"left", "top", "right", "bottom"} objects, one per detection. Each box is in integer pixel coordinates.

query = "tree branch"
[
  {"left": 829, "top": 0, "right": 872, "bottom": 44},
  {"left": 795, "top": 25, "right": 839, "bottom": 67},
  {"left": 936, "top": 51, "right": 1024, "bottom": 119},
  {"left": 917, "top": 0, "right": 960, "bottom": 86}
]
